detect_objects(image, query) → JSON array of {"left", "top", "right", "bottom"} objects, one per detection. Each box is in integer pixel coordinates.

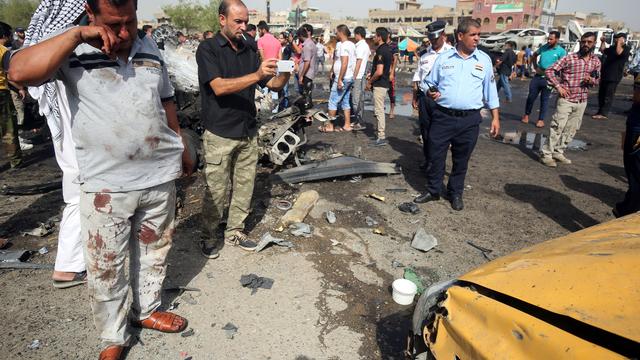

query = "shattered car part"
[
  {"left": 411, "top": 228, "right": 438, "bottom": 252},
  {"left": 272, "top": 156, "right": 401, "bottom": 184},
  {"left": 1, "top": 181, "right": 61, "bottom": 196},
  {"left": 254, "top": 232, "right": 293, "bottom": 253}
]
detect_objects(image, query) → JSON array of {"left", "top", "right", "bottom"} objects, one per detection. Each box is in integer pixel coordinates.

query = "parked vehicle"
[
  {"left": 480, "top": 28, "right": 548, "bottom": 51},
  {"left": 408, "top": 214, "right": 640, "bottom": 359},
  {"left": 563, "top": 20, "right": 614, "bottom": 56}
]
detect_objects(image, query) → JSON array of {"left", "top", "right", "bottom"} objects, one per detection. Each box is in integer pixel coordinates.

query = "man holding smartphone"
[{"left": 196, "top": 0, "right": 290, "bottom": 258}]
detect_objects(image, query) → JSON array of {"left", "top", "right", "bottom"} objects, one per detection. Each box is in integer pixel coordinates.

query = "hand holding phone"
[{"left": 277, "top": 60, "right": 295, "bottom": 73}]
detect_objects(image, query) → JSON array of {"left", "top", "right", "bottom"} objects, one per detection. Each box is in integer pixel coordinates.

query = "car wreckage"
[{"left": 154, "top": 25, "right": 400, "bottom": 182}]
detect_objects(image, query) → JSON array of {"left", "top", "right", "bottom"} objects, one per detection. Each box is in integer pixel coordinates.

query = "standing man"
[
  {"left": 593, "top": 33, "right": 631, "bottom": 120},
  {"left": 366, "top": 27, "right": 393, "bottom": 146},
  {"left": 323, "top": 25, "right": 355, "bottom": 132},
  {"left": 414, "top": 19, "right": 500, "bottom": 211},
  {"left": 387, "top": 36, "right": 399, "bottom": 119},
  {"left": 142, "top": 24, "right": 153, "bottom": 37},
  {"left": 316, "top": 37, "right": 326, "bottom": 74},
  {"left": 297, "top": 26, "right": 316, "bottom": 109},
  {"left": 521, "top": 31, "right": 566, "bottom": 128},
  {"left": 350, "top": 26, "right": 370, "bottom": 131},
  {"left": 243, "top": 23, "right": 257, "bottom": 51},
  {"left": 495, "top": 40, "right": 516, "bottom": 103},
  {"left": 196, "top": 0, "right": 290, "bottom": 258},
  {"left": 540, "top": 32, "right": 601, "bottom": 167},
  {"left": 256, "top": 20, "right": 281, "bottom": 61},
  {"left": 0, "top": 21, "right": 21, "bottom": 169},
  {"left": 412, "top": 21, "right": 451, "bottom": 170},
  {"left": 9, "top": 0, "right": 193, "bottom": 358}
]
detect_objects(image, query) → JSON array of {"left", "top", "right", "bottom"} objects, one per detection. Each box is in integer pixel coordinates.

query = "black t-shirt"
[
  {"left": 601, "top": 45, "right": 631, "bottom": 83},
  {"left": 371, "top": 43, "right": 392, "bottom": 89},
  {"left": 498, "top": 49, "right": 516, "bottom": 76},
  {"left": 196, "top": 32, "right": 268, "bottom": 138},
  {"left": 282, "top": 44, "right": 293, "bottom": 61}
]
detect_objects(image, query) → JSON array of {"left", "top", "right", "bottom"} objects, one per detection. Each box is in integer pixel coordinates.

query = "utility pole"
[{"left": 266, "top": 0, "right": 271, "bottom": 23}]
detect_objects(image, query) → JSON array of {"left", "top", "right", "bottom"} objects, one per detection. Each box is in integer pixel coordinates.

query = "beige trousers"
[
  {"left": 542, "top": 97, "right": 587, "bottom": 157},
  {"left": 373, "top": 86, "right": 387, "bottom": 140}
]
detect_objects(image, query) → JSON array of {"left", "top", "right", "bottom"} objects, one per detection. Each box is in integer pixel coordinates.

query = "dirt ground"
[{"left": 0, "top": 72, "right": 635, "bottom": 360}]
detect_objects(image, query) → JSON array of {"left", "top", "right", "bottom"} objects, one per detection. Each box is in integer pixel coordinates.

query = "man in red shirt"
[
  {"left": 540, "top": 32, "right": 601, "bottom": 167},
  {"left": 257, "top": 20, "right": 281, "bottom": 61}
]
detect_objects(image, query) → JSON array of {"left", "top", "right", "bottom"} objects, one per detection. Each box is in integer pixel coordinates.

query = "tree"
[
  {"left": 163, "top": 0, "right": 221, "bottom": 33},
  {"left": 0, "top": 0, "right": 38, "bottom": 29}
]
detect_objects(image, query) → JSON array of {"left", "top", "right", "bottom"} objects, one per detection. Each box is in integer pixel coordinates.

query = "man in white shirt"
[
  {"left": 322, "top": 24, "right": 356, "bottom": 132},
  {"left": 412, "top": 21, "right": 451, "bottom": 170},
  {"left": 316, "top": 38, "right": 326, "bottom": 73},
  {"left": 351, "top": 26, "right": 370, "bottom": 131}
]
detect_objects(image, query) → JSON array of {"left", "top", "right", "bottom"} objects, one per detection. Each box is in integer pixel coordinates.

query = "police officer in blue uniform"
[
  {"left": 414, "top": 19, "right": 500, "bottom": 211},
  {"left": 412, "top": 20, "right": 452, "bottom": 170}
]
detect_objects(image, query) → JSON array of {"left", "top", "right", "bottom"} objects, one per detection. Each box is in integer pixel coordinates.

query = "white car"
[{"left": 481, "top": 28, "right": 548, "bottom": 51}]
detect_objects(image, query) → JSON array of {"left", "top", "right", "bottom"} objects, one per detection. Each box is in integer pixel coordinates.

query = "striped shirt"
[
  {"left": 56, "top": 29, "right": 183, "bottom": 192},
  {"left": 545, "top": 52, "right": 601, "bottom": 103}
]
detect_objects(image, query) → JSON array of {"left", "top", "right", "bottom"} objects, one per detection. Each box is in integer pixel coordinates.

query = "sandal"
[
  {"left": 592, "top": 114, "right": 608, "bottom": 120},
  {"left": 99, "top": 345, "right": 124, "bottom": 360},
  {"left": 535, "top": 120, "right": 545, "bottom": 128},
  {"left": 133, "top": 311, "right": 188, "bottom": 333},
  {"left": 351, "top": 123, "right": 366, "bottom": 131},
  {"left": 53, "top": 271, "right": 87, "bottom": 289},
  {"left": 341, "top": 127, "right": 353, "bottom": 132}
]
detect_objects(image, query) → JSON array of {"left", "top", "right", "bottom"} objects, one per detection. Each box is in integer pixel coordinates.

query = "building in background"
[
  {"left": 472, "top": 0, "right": 545, "bottom": 33},
  {"left": 368, "top": 0, "right": 469, "bottom": 35},
  {"left": 553, "top": 11, "right": 627, "bottom": 32},
  {"left": 539, "top": 0, "right": 558, "bottom": 32}
]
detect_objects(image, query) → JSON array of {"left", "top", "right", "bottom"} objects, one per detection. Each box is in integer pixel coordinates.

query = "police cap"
[{"left": 426, "top": 20, "right": 446, "bottom": 39}]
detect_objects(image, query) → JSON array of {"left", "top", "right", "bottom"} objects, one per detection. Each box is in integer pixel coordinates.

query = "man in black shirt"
[
  {"left": 243, "top": 23, "right": 258, "bottom": 52},
  {"left": 196, "top": 0, "right": 290, "bottom": 258},
  {"left": 614, "top": 73, "right": 640, "bottom": 217},
  {"left": 495, "top": 41, "right": 516, "bottom": 102},
  {"left": 593, "top": 33, "right": 631, "bottom": 119},
  {"left": 367, "top": 27, "right": 393, "bottom": 147}
]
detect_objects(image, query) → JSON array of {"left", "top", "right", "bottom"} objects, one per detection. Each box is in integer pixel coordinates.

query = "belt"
[{"left": 435, "top": 104, "right": 480, "bottom": 117}]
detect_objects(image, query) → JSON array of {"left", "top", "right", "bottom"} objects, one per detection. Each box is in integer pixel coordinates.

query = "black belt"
[{"left": 435, "top": 104, "right": 480, "bottom": 117}]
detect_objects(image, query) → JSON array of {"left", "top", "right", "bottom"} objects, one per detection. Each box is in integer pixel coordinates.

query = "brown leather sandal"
[
  {"left": 132, "top": 311, "right": 188, "bottom": 333},
  {"left": 99, "top": 345, "right": 124, "bottom": 360}
]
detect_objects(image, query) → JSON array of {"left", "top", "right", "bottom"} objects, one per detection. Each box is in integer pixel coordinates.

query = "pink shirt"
[{"left": 257, "top": 32, "right": 281, "bottom": 60}]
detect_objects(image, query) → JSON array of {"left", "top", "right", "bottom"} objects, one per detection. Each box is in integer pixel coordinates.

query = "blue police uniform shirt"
[{"left": 424, "top": 47, "right": 499, "bottom": 110}]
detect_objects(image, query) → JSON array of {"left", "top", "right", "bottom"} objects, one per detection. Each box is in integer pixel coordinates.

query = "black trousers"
[
  {"left": 426, "top": 107, "right": 481, "bottom": 197},
  {"left": 616, "top": 127, "right": 640, "bottom": 216},
  {"left": 598, "top": 80, "right": 619, "bottom": 116},
  {"left": 418, "top": 95, "right": 435, "bottom": 167},
  {"left": 299, "top": 76, "right": 313, "bottom": 109}
]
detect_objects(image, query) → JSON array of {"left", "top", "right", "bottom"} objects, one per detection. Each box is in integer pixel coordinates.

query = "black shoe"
[
  {"left": 200, "top": 241, "right": 220, "bottom": 259},
  {"left": 414, "top": 192, "right": 440, "bottom": 204},
  {"left": 450, "top": 196, "right": 464, "bottom": 211}
]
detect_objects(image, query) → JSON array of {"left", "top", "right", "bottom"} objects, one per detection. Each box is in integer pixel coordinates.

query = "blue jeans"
[
  {"left": 496, "top": 73, "right": 512, "bottom": 101},
  {"left": 328, "top": 79, "right": 353, "bottom": 111},
  {"left": 525, "top": 75, "right": 552, "bottom": 121}
]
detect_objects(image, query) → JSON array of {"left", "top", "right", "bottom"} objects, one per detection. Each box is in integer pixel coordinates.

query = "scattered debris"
[
  {"left": 325, "top": 211, "right": 337, "bottom": 224},
  {"left": 22, "top": 221, "right": 55, "bottom": 237},
  {"left": 373, "top": 227, "right": 387, "bottom": 236},
  {"left": 330, "top": 239, "right": 341, "bottom": 246},
  {"left": 169, "top": 302, "right": 179, "bottom": 311},
  {"left": 254, "top": 232, "right": 294, "bottom": 253},
  {"left": 272, "top": 156, "right": 400, "bottom": 184},
  {"left": 222, "top": 323, "right": 238, "bottom": 339},
  {"left": 403, "top": 268, "right": 426, "bottom": 295},
  {"left": 365, "top": 216, "right": 379, "bottom": 227},
  {"left": 391, "top": 260, "right": 405, "bottom": 268},
  {"left": 386, "top": 188, "right": 408, "bottom": 193},
  {"left": 349, "top": 175, "right": 363, "bottom": 183},
  {"left": 1, "top": 181, "right": 61, "bottom": 196},
  {"left": 411, "top": 228, "right": 438, "bottom": 252},
  {"left": 274, "top": 199, "right": 293, "bottom": 211},
  {"left": 37, "top": 247, "right": 49, "bottom": 255},
  {"left": 0, "top": 238, "right": 9, "bottom": 249},
  {"left": 27, "top": 339, "right": 41, "bottom": 350},
  {"left": 367, "top": 193, "right": 386, "bottom": 202},
  {"left": 181, "top": 328, "right": 195, "bottom": 338},
  {"left": 398, "top": 202, "right": 420, "bottom": 214},
  {"left": 0, "top": 250, "right": 29, "bottom": 263},
  {"left": 289, "top": 222, "right": 313, "bottom": 238},
  {"left": 240, "top": 274, "right": 274, "bottom": 295},
  {"left": 467, "top": 241, "right": 493, "bottom": 261},
  {"left": 277, "top": 190, "right": 319, "bottom": 230},
  {"left": 0, "top": 262, "right": 54, "bottom": 270}
]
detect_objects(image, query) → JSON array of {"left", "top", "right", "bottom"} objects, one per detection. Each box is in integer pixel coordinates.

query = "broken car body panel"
[{"left": 414, "top": 213, "right": 640, "bottom": 359}]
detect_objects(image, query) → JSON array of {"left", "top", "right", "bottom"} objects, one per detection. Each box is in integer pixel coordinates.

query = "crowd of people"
[{"left": 1, "top": 0, "right": 639, "bottom": 359}]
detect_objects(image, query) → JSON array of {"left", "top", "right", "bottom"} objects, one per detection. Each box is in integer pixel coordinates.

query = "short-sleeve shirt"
[
  {"left": 371, "top": 43, "right": 392, "bottom": 88},
  {"left": 355, "top": 39, "right": 371, "bottom": 80},
  {"left": 55, "top": 31, "right": 183, "bottom": 192},
  {"left": 0, "top": 45, "right": 8, "bottom": 90},
  {"left": 498, "top": 49, "right": 516, "bottom": 76},
  {"left": 536, "top": 44, "right": 566, "bottom": 70},
  {"left": 602, "top": 45, "right": 632, "bottom": 83},
  {"left": 281, "top": 44, "right": 293, "bottom": 61},
  {"left": 333, "top": 40, "right": 357, "bottom": 80},
  {"left": 300, "top": 38, "right": 317, "bottom": 80},
  {"left": 196, "top": 32, "right": 267, "bottom": 139},
  {"left": 257, "top": 32, "right": 281, "bottom": 60}
]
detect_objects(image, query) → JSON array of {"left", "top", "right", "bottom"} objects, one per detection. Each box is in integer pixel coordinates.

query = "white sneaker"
[
  {"left": 540, "top": 156, "right": 557, "bottom": 167},
  {"left": 552, "top": 154, "right": 572, "bottom": 164},
  {"left": 19, "top": 141, "right": 33, "bottom": 150}
]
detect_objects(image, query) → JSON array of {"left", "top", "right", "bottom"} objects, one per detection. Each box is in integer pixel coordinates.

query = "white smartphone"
[{"left": 276, "top": 60, "right": 295, "bottom": 73}]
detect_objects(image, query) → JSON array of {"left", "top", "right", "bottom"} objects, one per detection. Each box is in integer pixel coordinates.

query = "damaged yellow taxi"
[{"left": 409, "top": 213, "right": 640, "bottom": 359}]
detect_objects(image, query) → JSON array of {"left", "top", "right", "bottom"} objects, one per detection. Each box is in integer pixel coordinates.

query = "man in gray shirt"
[
  {"left": 298, "top": 26, "right": 316, "bottom": 108},
  {"left": 9, "top": 0, "right": 192, "bottom": 358}
]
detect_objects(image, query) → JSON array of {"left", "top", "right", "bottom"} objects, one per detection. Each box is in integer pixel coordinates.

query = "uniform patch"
[
  {"left": 474, "top": 63, "right": 484, "bottom": 71},
  {"left": 442, "top": 65, "right": 455, "bottom": 70}
]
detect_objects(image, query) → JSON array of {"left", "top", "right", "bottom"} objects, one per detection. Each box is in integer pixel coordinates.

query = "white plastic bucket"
[{"left": 392, "top": 279, "right": 418, "bottom": 305}]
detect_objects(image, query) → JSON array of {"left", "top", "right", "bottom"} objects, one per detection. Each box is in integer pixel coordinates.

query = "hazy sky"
[{"left": 138, "top": 0, "right": 638, "bottom": 31}]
